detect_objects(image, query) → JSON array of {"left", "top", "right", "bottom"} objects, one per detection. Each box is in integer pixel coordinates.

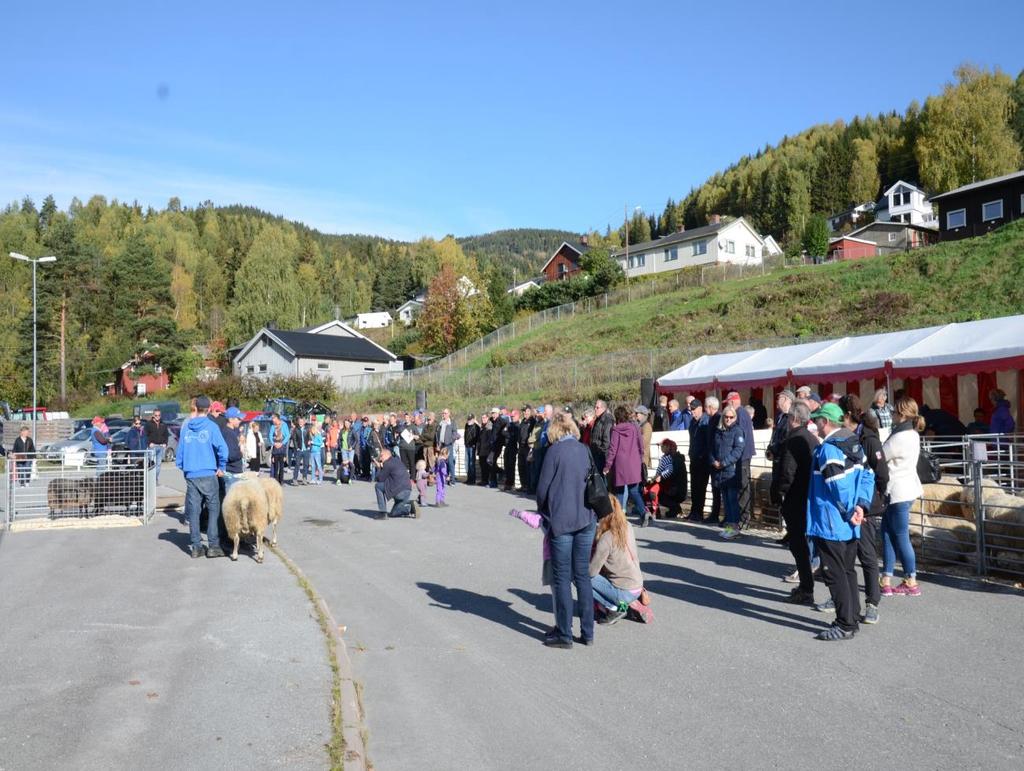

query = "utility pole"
[
  {"left": 624, "top": 204, "right": 629, "bottom": 284},
  {"left": 60, "top": 294, "right": 67, "bottom": 405},
  {"left": 9, "top": 252, "right": 57, "bottom": 445}
]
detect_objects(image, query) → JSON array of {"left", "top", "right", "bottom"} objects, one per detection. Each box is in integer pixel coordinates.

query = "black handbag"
[{"left": 586, "top": 458, "right": 614, "bottom": 518}]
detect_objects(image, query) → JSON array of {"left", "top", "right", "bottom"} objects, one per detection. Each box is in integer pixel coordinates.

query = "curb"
[{"left": 270, "top": 543, "right": 369, "bottom": 771}]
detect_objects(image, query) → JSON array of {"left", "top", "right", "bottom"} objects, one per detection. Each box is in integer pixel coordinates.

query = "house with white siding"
[
  {"left": 232, "top": 319, "right": 402, "bottom": 391},
  {"left": 611, "top": 216, "right": 766, "bottom": 279}
]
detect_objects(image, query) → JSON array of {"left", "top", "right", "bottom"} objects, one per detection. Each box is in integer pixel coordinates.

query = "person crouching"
[{"left": 375, "top": 448, "right": 420, "bottom": 520}]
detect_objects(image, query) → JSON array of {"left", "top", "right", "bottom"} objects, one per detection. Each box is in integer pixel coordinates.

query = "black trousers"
[
  {"left": 478, "top": 452, "right": 490, "bottom": 485},
  {"left": 400, "top": 447, "right": 417, "bottom": 478},
  {"left": 517, "top": 448, "right": 531, "bottom": 490},
  {"left": 690, "top": 459, "right": 710, "bottom": 517},
  {"left": 738, "top": 459, "right": 753, "bottom": 529},
  {"left": 814, "top": 537, "right": 860, "bottom": 632},
  {"left": 503, "top": 446, "right": 517, "bottom": 487},
  {"left": 783, "top": 505, "right": 814, "bottom": 592},
  {"left": 271, "top": 454, "right": 286, "bottom": 483},
  {"left": 859, "top": 516, "right": 881, "bottom": 606}
]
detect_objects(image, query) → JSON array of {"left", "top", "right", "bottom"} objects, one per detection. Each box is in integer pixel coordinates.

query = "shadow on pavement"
[
  {"left": 643, "top": 561, "right": 824, "bottom": 634},
  {"left": 417, "top": 582, "right": 549, "bottom": 639},
  {"left": 638, "top": 533, "right": 789, "bottom": 577},
  {"left": 157, "top": 528, "right": 192, "bottom": 554},
  {"left": 507, "top": 587, "right": 553, "bottom": 614}
]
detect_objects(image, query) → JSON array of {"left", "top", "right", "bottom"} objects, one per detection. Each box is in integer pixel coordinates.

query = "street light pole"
[{"left": 10, "top": 252, "right": 57, "bottom": 446}]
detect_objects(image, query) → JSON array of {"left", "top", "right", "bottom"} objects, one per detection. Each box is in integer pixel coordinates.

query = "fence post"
[
  {"left": 972, "top": 460, "right": 987, "bottom": 576},
  {"left": 499, "top": 367, "right": 504, "bottom": 396}
]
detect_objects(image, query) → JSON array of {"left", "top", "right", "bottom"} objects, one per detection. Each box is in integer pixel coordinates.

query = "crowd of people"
[{"left": 78, "top": 380, "right": 1017, "bottom": 643}]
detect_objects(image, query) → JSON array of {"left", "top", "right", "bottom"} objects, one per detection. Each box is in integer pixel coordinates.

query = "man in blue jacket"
[
  {"left": 726, "top": 392, "right": 757, "bottom": 529},
  {"left": 374, "top": 448, "right": 418, "bottom": 520},
  {"left": 176, "top": 395, "right": 229, "bottom": 559},
  {"left": 686, "top": 399, "right": 711, "bottom": 521},
  {"left": 807, "top": 403, "right": 875, "bottom": 641}
]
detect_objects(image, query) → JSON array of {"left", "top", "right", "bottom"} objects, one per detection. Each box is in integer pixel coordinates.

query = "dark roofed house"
[
  {"left": 232, "top": 319, "right": 401, "bottom": 391},
  {"left": 931, "top": 169, "right": 1024, "bottom": 241},
  {"left": 540, "top": 240, "right": 589, "bottom": 283}
]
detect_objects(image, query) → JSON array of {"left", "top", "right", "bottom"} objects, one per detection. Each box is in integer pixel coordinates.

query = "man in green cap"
[{"left": 806, "top": 402, "right": 875, "bottom": 641}]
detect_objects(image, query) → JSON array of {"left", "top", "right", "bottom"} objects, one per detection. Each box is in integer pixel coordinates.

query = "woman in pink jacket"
[{"left": 603, "top": 404, "right": 649, "bottom": 525}]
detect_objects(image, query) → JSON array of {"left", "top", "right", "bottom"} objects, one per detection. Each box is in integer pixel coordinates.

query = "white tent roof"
[{"left": 658, "top": 315, "right": 1024, "bottom": 391}]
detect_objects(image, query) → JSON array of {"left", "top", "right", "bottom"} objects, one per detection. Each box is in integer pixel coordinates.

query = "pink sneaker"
[
  {"left": 892, "top": 581, "right": 921, "bottom": 596},
  {"left": 880, "top": 584, "right": 895, "bottom": 597}
]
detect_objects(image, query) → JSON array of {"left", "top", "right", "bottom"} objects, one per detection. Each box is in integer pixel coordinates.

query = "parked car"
[{"left": 43, "top": 428, "right": 95, "bottom": 462}]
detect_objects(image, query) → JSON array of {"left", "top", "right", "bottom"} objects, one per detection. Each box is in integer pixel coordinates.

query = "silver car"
[{"left": 41, "top": 428, "right": 95, "bottom": 464}]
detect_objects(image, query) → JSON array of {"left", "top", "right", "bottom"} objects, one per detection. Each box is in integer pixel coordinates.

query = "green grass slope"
[{"left": 340, "top": 220, "right": 1024, "bottom": 416}]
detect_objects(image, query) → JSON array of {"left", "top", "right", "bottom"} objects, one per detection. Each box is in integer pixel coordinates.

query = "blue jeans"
[
  {"left": 549, "top": 520, "right": 597, "bottom": 642},
  {"left": 186, "top": 475, "right": 220, "bottom": 549},
  {"left": 151, "top": 445, "right": 166, "bottom": 484},
  {"left": 310, "top": 450, "right": 323, "bottom": 482},
  {"left": 590, "top": 573, "right": 640, "bottom": 611},
  {"left": 882, "top": 499, "right": 916, "bottom": 578},
  {"left": 292, "top": 449, "right": 310, "bottom": 482},
  {"left": 222, "top": 471, "right": 243, "bottom": 496},
  {"left": 465, "top": 449, "right": 476, "bottom": 484},
  {"left": 721, "top": 480, "right": 740, "bottom": 525},
  {"left": 375, "top": 483, "right": 413, "bottom": 516},
  {"left": 619, "top": 484, "right": 647, "bottom": 518},
  {"left": 446, "top": 448, "right": 456, "bottom": 485}
]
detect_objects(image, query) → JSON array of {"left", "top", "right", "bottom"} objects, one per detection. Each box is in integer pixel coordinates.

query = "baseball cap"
[
  {"left": 195, "top": 395, "right": 211, "bottom": 410},
  {"left": 210, "top": 400, "right": 224, "bottom": 412},
  {"left": 635, "top": 405, "right": 650, "bottom": 415},
  {"left": 808, "top": 392, "right": 823, "bottom": 403},
  {"left": 726, "top": 391, "right": 741, "bottom": 403},
  {"left": 688, "top": 399, "right": 702, "bottom": 410},
  {"left": 225, "top": 407, "right": 244, "bottom": 419},
  {"left": 810, "top": 403, "right": 844, "bottom": 423}
]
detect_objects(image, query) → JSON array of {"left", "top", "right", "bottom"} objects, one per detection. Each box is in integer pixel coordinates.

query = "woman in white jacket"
[{"left": 881, "top": 396, "right": 925, "bottom": 596}]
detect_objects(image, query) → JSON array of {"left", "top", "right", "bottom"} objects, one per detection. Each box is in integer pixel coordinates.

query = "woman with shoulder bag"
[{"left": 881, "top": 396, "right": 925, "bottom": 597}]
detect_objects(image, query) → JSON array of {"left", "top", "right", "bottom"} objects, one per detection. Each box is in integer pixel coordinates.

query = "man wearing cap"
[
  {"left": 807, "top": 402, "right": 874, "bottom": 640},
  {"left": 219, "top": 407, "right": 247, "bottom": 496},
  {"left": 209, "top": 401, "right": 227, "bottom": 431},
  {"left": 635, "top": 405, "right": 652, "bottom": 471},
  {"left": 726, "top": 391, "right": 757, "bottom": 529},
  {"left": 144, "top": 409, "right": 170, "bottom": 484},
  {"left": 687, "top": 399, "right": 711, "bottom": 520},
  {"left": 502, "top": 409, "right": 520, "bottom": 491},
  {"left": 176, "top": 396, "right": 229, "bottom": 559},
  {"left": 89, "top": 415, "right": 111, "bottom": 471},
  {"left": 374, "top": 448, "right": 419, "bottom": 520}
]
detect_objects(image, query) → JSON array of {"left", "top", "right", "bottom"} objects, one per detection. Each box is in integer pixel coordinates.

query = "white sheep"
[
  {"left": 256, "top": 476, "right": 283, "bottom": 546},
  {"left": 223, "top": 479, "right": 271, "bottom": 563},
  {"left": 960, "top": 477, "right": 1024, "bottom": 573}
]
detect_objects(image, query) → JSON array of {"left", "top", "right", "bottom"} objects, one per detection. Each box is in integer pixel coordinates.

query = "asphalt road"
[
  {"left": 276, "top": 473, "right": 1024, "bottom": 771},
  {"left": 0, "top": 502, "right": 331, "bottom": 770}
]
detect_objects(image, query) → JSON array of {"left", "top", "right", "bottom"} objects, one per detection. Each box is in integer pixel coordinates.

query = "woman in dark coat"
[
  {"left": 536, "top": 411, "right": 597, "bottom": 649},
  {"left": 711, "top": 405, "right": 746, "bottom": 539},
  {"left": 603, "top": 405, "right": 646, "bottom": 522}
]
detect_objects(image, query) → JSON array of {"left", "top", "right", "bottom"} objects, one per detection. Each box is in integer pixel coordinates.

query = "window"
[
  {"left": 888, "top": 232, "right": 898, "bottom": 242},
  {"left": 628, "top": 253, "right": 646, "bottom": 268},
  {"left": 982, "top": 199, "right": 1003, "bottom": 222},
  {"left": 946, "top": 208, "right": 966, "bottom": 229},
  {"left": 363, "top": 367, "right": 375, "bottom": 372},
  {"left": 693, "top": 240, "right": 707, "bottom": 256},
  {"left": 744, "top": 244, "right": 756, "bottom": 258},
  {"left": 317, "top": 362, "right": 329, "bottom": 370},
  {"left": 246, "top": 365, "right": 255, "bottom": 374},
  {"left": 725, "top": 240, "right": 735, "bottom": 254},
  {"left": 558, "top": 262, "right": 568, "bottom": 277},
  {"left": 258, "top": 364, "right": 268, "bottom": 373},
  {"left": 665, "top": 247, "right": 678, "bottom": 262}
]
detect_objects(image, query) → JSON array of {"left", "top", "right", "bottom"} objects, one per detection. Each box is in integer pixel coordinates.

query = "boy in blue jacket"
[
  {"left": 176, "top": 395, "right": 229, "bottom": 558},
  {"left": 807, "top": 403, "right": 875, "bottom": 641}
]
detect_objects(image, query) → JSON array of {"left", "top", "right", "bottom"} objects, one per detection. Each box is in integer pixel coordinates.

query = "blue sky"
[{"left": 2, "top": 1, "right": 1022, "bottom": 240}]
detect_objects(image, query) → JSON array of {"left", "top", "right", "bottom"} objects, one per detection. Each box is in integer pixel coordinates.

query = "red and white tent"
[{"left": 657, "top": 315, "right": 1024, "bottom": 425}]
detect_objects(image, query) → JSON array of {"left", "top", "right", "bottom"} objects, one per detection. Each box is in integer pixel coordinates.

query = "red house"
[
  {"left": 540, "top": 240, "right": 589, "bottom": 282},
  {"left": 107, "top": 351, "right": 171, "bottom": 396},
  {"left": 827, "top": 235, "right": 877, "bottom": 261}
]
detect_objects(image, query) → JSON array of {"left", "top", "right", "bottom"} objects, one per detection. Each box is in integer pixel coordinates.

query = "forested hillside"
[
  {"left": 458, "top": 228, "right": 580, "bottom": 278},
  {"left": 615, "top": 65, "right": 1024, "bottom": 251}
]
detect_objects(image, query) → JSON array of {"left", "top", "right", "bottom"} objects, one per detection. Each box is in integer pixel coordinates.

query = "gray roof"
[
  {"left": 930, "top": 169, "right": 1024, "bottom": 201},
  {"left": 611, "top": 219, "right": 735, "bottom": 257},
  {"left": 268, "top": 330, "right": 395, "bottom": 363}
]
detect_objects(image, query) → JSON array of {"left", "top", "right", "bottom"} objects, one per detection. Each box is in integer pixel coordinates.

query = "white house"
[
  {"left": 507, "top": 278, "right": 542, "bottom": 296},
  {"left": 875, "top": 181, "right": 936, "bottom": 227},
  {"left": 761, "top": 235, "right": 783, "bottom": 258},
  {"left": 611, "top": 217, "right": 766, "bottom": 279},
  {"left": 355, "top": 311, "right": 393, "bottom": 329},
  {"left": 457, "top": 275, "right": 480, "bottom": 298},
  {"left": 827, "top": 201, "right": 876, "bottom": 232},
  {"left": 396, "top": 299, "right": 424, "bottom": 326},
  {"left": 232, "top": 319, "right": 402, "bottom": 391}
]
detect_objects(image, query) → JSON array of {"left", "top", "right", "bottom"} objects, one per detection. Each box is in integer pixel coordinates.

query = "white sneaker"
[{"left": 721, "top": 526, "right": 739, "bottom": 540}]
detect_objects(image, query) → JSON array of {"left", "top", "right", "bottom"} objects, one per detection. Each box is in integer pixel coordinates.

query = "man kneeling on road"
[
  {"left": 374, "top": 448, "right": 419, "bottom": 520},
  {"left": 177, "top": 395, "right": 229, "bottom": 558},
  {"left": 807, "top": 403, "right": 875, "bottom": 641}
]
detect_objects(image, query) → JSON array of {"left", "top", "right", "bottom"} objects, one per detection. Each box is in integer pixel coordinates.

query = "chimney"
[
  {"left": 709, "top": 214, "right": 721, "bottom": 225},
  {"left": 579, "top": 234, "right": 589, "bottom": 246},
  {"left": 677, "top": 223, "right": 685, "bottom": 233}
]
